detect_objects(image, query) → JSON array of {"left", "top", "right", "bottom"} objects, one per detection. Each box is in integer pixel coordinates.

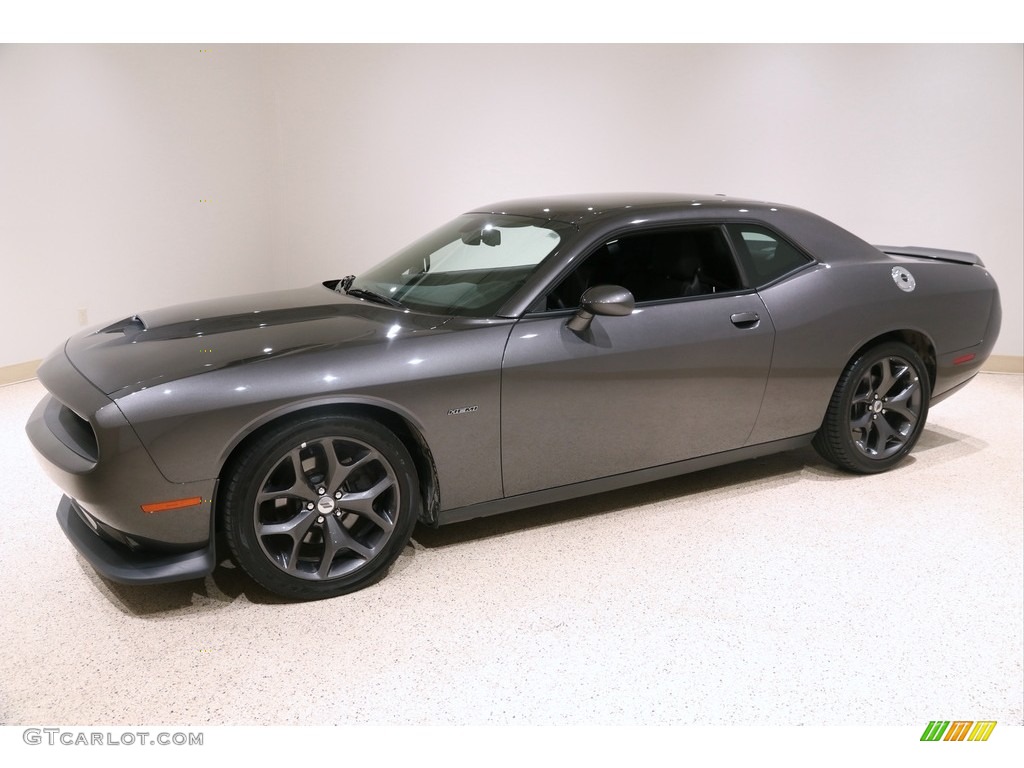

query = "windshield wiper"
[{"left": 344, "top": 286, "right": 404, "bottom": 309}]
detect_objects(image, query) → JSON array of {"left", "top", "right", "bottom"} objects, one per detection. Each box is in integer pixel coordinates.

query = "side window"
[
  {"left": 728, "top": 224, "right": 812, "bottom": 287},
  {"left": 543, "top": 226, "right": 741, "bottom": 310}
]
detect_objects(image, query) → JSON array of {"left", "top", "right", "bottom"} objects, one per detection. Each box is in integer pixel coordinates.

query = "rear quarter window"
[{"left": 728, "top": 224, "right": 812, "bottom": 287}]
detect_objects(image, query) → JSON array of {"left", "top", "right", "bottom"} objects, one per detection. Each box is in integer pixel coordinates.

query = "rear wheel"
[
  {"left": 813, "top": 341, "right": 930, "bottom": 473},
  {"left": 223, "top": 415, "right": 419, "bottom": 599}
]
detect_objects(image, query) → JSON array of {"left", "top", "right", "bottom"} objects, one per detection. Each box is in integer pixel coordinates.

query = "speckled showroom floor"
[{"left": 0, "top": 374, "right": 1020, "bottom": 726}]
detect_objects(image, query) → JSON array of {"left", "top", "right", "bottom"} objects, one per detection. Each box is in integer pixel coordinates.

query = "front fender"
[{"left": 116, "top": 322, "right": 514, "bottom": 511}]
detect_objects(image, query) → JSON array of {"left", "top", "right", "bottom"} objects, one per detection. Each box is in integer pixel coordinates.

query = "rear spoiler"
[{"left": 875, "top": 245, "right": 983, "bottom": 267}]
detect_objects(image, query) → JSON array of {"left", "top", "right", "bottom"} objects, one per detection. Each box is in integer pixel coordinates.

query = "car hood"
[{"left": 64, "top": 284, "right": 453, "bottom": 397}]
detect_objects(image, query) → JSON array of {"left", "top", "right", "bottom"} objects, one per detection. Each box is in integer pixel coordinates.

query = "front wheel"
[
  {"left": 813, "top": 342, "right": 931, "bottom": 474},
  {"left": 222, "top": 415, "right": 419, "bottom": 599}
]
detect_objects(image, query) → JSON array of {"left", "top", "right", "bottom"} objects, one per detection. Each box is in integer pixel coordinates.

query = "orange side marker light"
[{"left": 141, "top": 496, "right": 203, "bottom": 514}]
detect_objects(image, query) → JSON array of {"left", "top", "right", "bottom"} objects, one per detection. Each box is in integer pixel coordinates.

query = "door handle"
[{"left": 730, "top": 312, "right": 760, "bottom": 328}]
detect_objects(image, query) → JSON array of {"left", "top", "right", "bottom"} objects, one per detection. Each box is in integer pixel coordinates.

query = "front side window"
[
  {"left": 541, "top": 225, "right": 742, "bottom": 310},
  {"left": 351, "top": 214, "right": 566, "bottom": 316}
]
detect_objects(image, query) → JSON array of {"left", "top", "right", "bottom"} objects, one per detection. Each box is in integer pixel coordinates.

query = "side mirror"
[{"left": 567, "top": 285, "right": 635, "bottom": 333}]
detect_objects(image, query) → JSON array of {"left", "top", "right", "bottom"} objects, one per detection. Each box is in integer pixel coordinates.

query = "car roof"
[
  {"left": 470, "top": 193, "right": 884, "bottom": 268},
  {"left": 469, "top": 193, "right": 793, "bottom": 226}
]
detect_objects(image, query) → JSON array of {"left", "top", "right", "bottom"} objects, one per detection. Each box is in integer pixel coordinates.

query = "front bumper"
[
  {"left": 57, "top": 495, "right": 216, "bottom": 584},
  {"left": 28, "top": 346, "right": 220, "bottom": 584}
]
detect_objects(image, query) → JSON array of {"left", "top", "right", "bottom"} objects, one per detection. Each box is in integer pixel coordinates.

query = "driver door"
[{"left": 499, "top": 225, "right": 775, "bottom": 497}]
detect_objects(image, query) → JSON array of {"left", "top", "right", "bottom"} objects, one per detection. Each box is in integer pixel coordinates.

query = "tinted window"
[
  {"left": 543, "top": 226, "right": 741, "bottom": 310},
  {"left": 728, "top": 224, "right": 811, "bottom": 286}
]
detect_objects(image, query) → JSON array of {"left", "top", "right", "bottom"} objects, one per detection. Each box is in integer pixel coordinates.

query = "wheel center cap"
[
  {"left": 871, "top": 400, "right": 884, "bottom": 414},
  {"left": 316, "top": 497, "right": 336, "bottom": 514}
]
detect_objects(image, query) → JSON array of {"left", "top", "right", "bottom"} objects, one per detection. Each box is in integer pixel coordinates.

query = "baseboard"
[
  {"left": 0, "top": 360, "right": 41, "bottom": 386},
  {"left": 983, "top": 355, "right": 1024, "bottom": 374}
]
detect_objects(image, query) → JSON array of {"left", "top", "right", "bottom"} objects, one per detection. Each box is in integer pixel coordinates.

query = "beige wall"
[
  {"left": 2, "top": 44, "right": 1021, "bottom": 368},
  {"left": 0, "top": 45, "right": 273, "bottom": 366}
]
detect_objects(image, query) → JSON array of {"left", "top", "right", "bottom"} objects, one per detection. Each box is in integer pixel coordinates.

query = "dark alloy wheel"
[
  {"left": 222, "top": 415, "right": 419, "bottom": 599},
  {"left": 813, "top": 341, "right": 931, "bottom": 474}
]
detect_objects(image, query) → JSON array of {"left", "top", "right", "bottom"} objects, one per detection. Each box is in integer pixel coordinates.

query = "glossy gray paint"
[
  {"left": 27, "top": 351, "right": 215, "bottom": 547},
  {"left": 747, "top": 255, "right": 997, "bottom": 444},
  {"left": 84, "top": 296, "right": 515, "bottom": 511},
  {"left": 501, "top": 292, "right": 774, "bottom": 496},
  {"left": 27, "top": 193, "right": 1001, "bottom": 585}
]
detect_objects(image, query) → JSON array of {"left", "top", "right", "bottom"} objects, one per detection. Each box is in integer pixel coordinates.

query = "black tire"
[
  {"left": 813, "top": 341, "right": 931, "bottom": 474},
  {"left": 222, "top": 414, "right": 419, "bottom": 599}
]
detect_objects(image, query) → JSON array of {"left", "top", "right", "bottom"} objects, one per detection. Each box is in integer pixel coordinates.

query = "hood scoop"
[
  {"left": 63, "top": 284, "right": 445, "bottom": 397},
  {"left": 129, "top": 304, "right": 357, "bottom": 342},
  {"left": 99, "top": 315, "right": 147, "bottom": 339}
]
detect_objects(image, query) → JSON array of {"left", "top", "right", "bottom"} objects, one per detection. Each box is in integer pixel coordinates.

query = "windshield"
[{"left": 349, "top": 213, "right": 567, "bottom": 316}]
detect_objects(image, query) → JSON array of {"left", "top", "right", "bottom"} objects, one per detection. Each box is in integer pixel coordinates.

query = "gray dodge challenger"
[{"left": 27, "top": 194, "right": 1002, "bottom": 599}]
